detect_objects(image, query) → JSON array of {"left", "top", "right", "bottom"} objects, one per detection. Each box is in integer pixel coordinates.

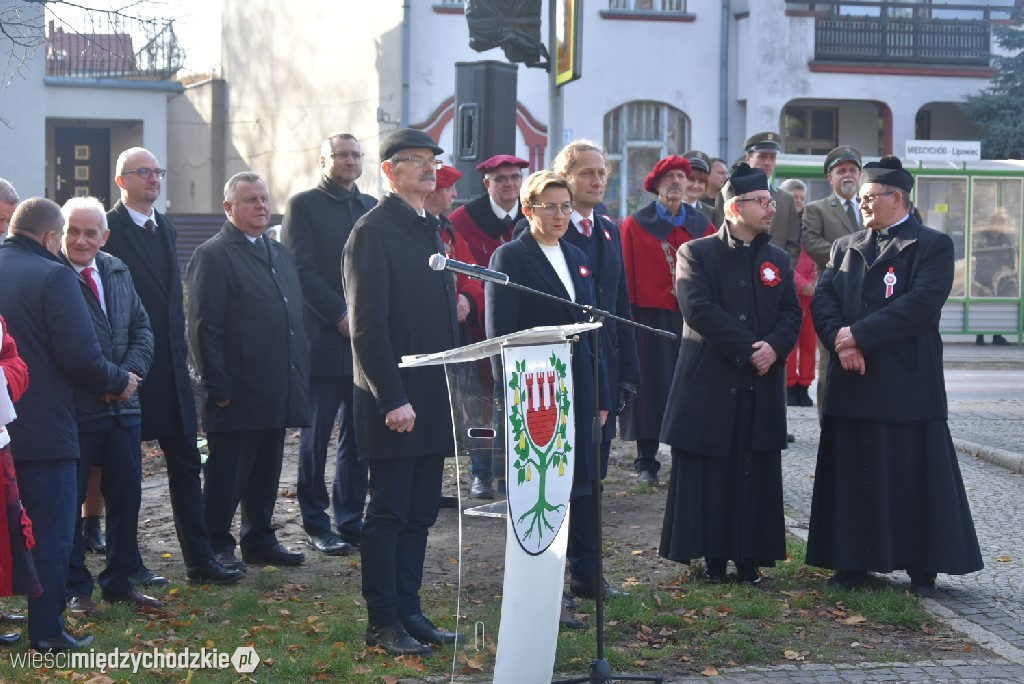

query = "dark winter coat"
[
  {"left": 660, "top": 226, "right": 802, "bottom": 457},
  {"left": 281, "top": 178, "right": 376, "bottom": 378},
  {"left": 62, "top": 250, "right": 154, "bottom": 423},
  {"left": 342, "top": 194, "right": 459, "bottom": 460},
  {"left": 185, "top": 222, "right": 311, "bottom": 432}
]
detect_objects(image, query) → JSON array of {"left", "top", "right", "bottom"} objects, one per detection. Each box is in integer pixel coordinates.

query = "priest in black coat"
[
  {"left": 806, "top": 156, "right": 982, "bottom": 593},
  {"left": 659, "top": 164, "right": 802, "bottom": 585}
]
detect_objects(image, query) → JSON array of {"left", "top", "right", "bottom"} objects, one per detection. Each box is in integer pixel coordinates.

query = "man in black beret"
[
  {"left": 343, "top": 128, "right": 459, "bottom": 655},
  {"left": 712, "top": 132, "right": 802, "bottom": 268},
  {"left": 802, "top": 145, "right": 863, "bottom": 412},
  {"left": 806, "top": 155, "right": 983, "bottom": 593},
  {"left": 659, "top": 163, "right": 801, "bottom": 586}
]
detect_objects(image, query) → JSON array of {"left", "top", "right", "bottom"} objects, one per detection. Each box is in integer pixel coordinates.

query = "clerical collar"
[
  {"left": 490, "top": 195, "right": 518, "bottom": 221},
  {"left": 878, "top": 213, "right": 910, "bottom": 236},
  {"left": 124, "top": 204, "right": 155, "bottom": 229}
]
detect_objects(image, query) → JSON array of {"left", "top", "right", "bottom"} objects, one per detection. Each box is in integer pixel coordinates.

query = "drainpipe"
[
  {"left": 719, "top": 0, "right": 730, "bottom": 159},
  {"left": 401, "top": 0, "right": 411, "bottom": 125}
]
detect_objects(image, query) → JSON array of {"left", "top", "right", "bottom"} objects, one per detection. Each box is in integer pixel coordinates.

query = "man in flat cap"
[
  {"left": 448, "top": 153, "right": 529, "bottom": 498},
  {"left": 682, "top": 150, "right": 715, "bottom": 221},
  {"left": 620, "top": 155, "right": 714, "bottom": 485},
  {"left": 343, "top": 128, "right": 459, "bottom": 655},
  {"left": 659, "top": 164, "right": 801, "bottom": 585},
  {"left": 806, "top": 155, "right": 982, "bottom": 593},
  {"left": 282, "top": 133, "right": 376, "bottom": 558},
  {"left": 713, "top": 132, "right": 802, "bottom": 268},
  {"left": 802, "top": 145, "right": 863, "bottom": 411}
]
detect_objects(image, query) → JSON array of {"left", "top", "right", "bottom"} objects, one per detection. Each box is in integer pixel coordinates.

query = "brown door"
[{"left": 55, "top": 127, "right": 111, "bottom": 207}]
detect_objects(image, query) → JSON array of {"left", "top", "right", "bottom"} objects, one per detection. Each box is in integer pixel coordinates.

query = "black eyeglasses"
[
  {"left": 735, "top": 197, "right": 777, "bottom": 209},
  {"left": 330, "top": 151, "right": 364, "bottom": 161},
  {"left": 122, "top": 167, "right": 166, "bottom": 180},
  {"left": 857, "top": 191, "right": 896, "bottom": 205}
]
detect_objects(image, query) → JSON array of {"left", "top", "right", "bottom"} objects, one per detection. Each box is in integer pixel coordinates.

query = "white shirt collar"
[
  {"left": 124, "top": 204, "right": 155, "bottom": 229},
  {"left": 70, "top": 258, "right": 98, "bottom": 274},
  {"left": 489, "top": 195, "right": 519, "bottom": 221},
  {"left": 571, "top": 209, "right": 594, "bottom": 234}
]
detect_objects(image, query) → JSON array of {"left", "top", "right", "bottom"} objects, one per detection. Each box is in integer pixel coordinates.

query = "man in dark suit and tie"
[
  {"left": 282, "top": 133, "right": 376, "bottom": 556},
  {"left": 552, "top": 139, "right": 640, "bottom": 598},
  {"left": 186, "top": 172, "right": 311, "bottom": 571},
  {"left": 801, "top": 145, "right": 863, "bottom": 410},
  {"left": 103, "top": 147, "right": 244, "bottom": 586},
  {"left": 0, "top": 198, "right": 136, "bottom": 651}
]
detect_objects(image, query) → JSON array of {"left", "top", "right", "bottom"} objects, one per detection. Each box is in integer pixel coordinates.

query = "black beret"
[
  {"left": 824, "top": 145, "right": 862, "bottom": 174},
  {"left": 683, "top": 150, "right": 711, "bottom": 174},
  {"left": 861, "top": 155, "right": 914, "bottom": 192},
  {"left": 379, "top": 128, "right": 443, "bottom": 161},
  {"left": 744, "top": 131, "right": 781, "bottom": 154},
  {"left": 722, "top": 163, "right": 769, "bottom": 201}
]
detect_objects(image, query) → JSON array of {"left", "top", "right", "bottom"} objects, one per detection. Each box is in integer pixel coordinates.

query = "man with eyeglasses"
[
  {"left": 620, "top": 155, "right": 714, "bottom": 487},
  {"left": 281, "top": 133, "right": 376, "bottom": 557},
  {"left": 806, "top": 155, "right": 982, "bottom": 594},
  {"left": 659, "top": 163, "right": 801, "bottom": 586},
  {"left": 343, "top": 128, "right": 459, "bottom": 655},
  {"left": 712, "top": 132, "right": 802, "bottom": 269},
  {"left": 104, "top": 147, "right": 245, "bottom": 587},
  {"left": 802, "top": 145, "right": 863, "bottom": 413},
  {"left": 448, "top": 153, "right": 529, "bottom": 499}
]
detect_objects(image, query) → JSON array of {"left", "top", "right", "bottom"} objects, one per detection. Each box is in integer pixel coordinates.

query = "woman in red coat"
[
  {"left": 779, "top": 180, "right": 817, "bottom": 407},
  {"left": 0, "top": 315, "right": 42, "bottom": 645}
]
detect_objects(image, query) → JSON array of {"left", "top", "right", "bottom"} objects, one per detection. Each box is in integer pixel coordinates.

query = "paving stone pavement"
[{"left": 659, "top": 343, "right": 1024, "bottom": 682}]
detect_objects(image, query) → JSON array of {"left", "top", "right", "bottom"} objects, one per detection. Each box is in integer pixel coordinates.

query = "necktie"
[
  {"left": 580, "top": 218, "right": 592, "bottom": 237},
  {"left": 82, "top": 266, "right": 100, "bottom": 302},
  {"left": 845, "top": 200, "right": 856, "bottom": 227},
  {"left": 144, "top": 219, "right": 156, "bottom": 232},
  {"left": 503, "top": 214, "right": 514, "bottom": 226}
]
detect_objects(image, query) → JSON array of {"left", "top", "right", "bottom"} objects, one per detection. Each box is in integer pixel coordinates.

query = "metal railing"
[
  {"left": 813, "top": 15, "right": 991, "bottom": 66},
  {"left": 608, "top": 0, "right": 686, "bottom": 11},
  {"left": 45, "top": 15, "right": 184, "bottom": 80}
]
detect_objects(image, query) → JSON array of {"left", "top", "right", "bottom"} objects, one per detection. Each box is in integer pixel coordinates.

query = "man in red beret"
[
  {"left": 448, "top": 154, "right": 529, "bottom": 499},
  {"left": 619, "top": 155, "right": 715, "bottom": 485}
]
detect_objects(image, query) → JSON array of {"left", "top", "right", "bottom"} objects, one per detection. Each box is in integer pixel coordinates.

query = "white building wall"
[{"left": 0, "top": 1, "right": 47, "bottom": 198}]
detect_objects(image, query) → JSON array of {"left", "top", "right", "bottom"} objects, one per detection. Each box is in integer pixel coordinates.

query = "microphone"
[{"left": 428, "top": 254, "right": 510, "bottom": 285}]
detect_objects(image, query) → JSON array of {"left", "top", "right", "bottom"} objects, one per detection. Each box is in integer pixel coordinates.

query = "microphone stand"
[{"left": 464, "top": 269, "right": 672, "bottom": 684}]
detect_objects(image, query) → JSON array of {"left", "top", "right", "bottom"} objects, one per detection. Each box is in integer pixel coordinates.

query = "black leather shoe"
[
  {"left": 787, "top": 433, "right": 796, "bottom": 443},
  {"left": 439, "top": 495, "right": 458, "bottom": 508},
  {"left": 104, "top": 588, "right": 162, "bottom": 610},
  {"left": 637, "top": 470, "right": 659, "bottom": 486},
  {"left": 470, "top": 477, "right": 493, "bottom": 499},
  {"left": 242, "top": 543, "right": 305, "bottom": 566},
  {"left": 186, "top": 558, "right": 246, "bottom": 584},
  {"left": 786, "top": 386, "right": 800, "bottom": 407},
  {"left": 83, "top": 515, "right": 106, "bottom": 554},
  {"left": 130, "top": 566, "right": 169, "bottom": 587},
  {"left": 976, "top": 335, "right": 986, "bottom": 346},
  {"left": 909, "top": 569, "right": 937, "bottom": 596},
  {"left": 31, "top": 630, "right": 93, "bottom": 652},
  {"left": 213, "top": 551, "right": 247, "bottom": 573},
  {"left": 401, "top": 613, "right": 457, "bottom": 645},
  {"left": 306, "top": 531, "right": 354, "bottom": 556},
  {"left": 569, "top": 578, "right": 628, "bottom": 600},
  {"left": 366, "top": 623, "right": 432, "bottom": 655},
  {"left": 993, "top": 334, "right": 1010, "bottom": 346},
  {"left": 737, "top": 562, "right": 764, "bottom": 586},
  {"left": 827, "top": 569, "right": 868, "bottom": 590},
  {"left": 0, "top": 612, "right": 26, "bottom": 624},
  {"left": 0, "top": 632, "right": 20, "bottom": 646}
]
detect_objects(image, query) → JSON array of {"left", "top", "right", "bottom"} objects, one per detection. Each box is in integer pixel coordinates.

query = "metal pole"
[
  {"left": 547, "top": 0, "right": 564, "bottom": 166},
  {"left": 401, "top": 0, "right": 411, "bottom": 125},
  {"left": 719, "top": 0, "right": 731, "bottom": 159}
]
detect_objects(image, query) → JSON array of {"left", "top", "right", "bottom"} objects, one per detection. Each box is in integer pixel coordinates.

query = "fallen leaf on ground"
[
  {"left": 702, "top": 666, "right": 719, "bottom": 676},
  {"left": 996, "top": 555, "right": 1012, "bottom": 562},
  {"left": 843, "top": 614, "right": 867, "bottom": 625}
]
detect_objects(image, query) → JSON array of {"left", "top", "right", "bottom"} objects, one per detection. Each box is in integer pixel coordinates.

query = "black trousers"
[
  {"left": 361, "top": 454, "right": 445, "bottom": 627},
  {"left": 66, "top": 419, "right": 142, "bottom": 599},
  {"left": 156, "top": 432, "right": 215, "bottom": 566},
  {"left": 203, "top": 428, "right": 285, "bottom": 555}
]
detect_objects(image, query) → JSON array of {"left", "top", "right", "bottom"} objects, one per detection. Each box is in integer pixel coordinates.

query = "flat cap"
[
  {"left": 434, "top": 165, "right": 462, "bottom": 190},
  {"left": 476, "top": 154, "right": 529, "bottom": 173},
  {"left": 861, "top": 155, "right": 914, "bottom": 192},
  {"left": 683, "top": 150, "right": 711, "bottom": 174},
  {"left": 744, "top": 131, "right": 782, "bottom": 154},
  {"left": 824, "top": 145, "right": 862, "bottom": 174},
  {"left": 722, "top": 162, "right": 770, "bottom": 201},
  {"left": 379, "top": 128, "right": 443, "bottom": 161},
  {"left": 644, "top": 155, "right": 692, "bottom": 193}
]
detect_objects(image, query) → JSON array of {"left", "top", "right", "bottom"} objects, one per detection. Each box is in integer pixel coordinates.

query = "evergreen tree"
[{"left": 961, "top": 24, "right": 1024, "bottom": 159}]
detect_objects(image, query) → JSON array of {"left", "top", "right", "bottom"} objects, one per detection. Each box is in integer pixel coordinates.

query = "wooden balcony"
[{"left": 812, "top": 15, "right": 991, "bottom": 67}]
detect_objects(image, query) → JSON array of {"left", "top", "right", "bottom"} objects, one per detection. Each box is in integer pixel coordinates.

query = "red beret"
[
  {"left": 435, "top": 165, "right": 462, "bottom": 189},
  {"left": 643, "top": 156, "right": 692, "bottom": 194},
  {"left": 476, "top": 154, "right": 529, "bottom": 173}
]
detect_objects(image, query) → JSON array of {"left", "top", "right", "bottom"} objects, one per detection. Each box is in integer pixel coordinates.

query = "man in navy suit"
[{"left": 552, "top": 140, "right": 639, "bottom": 599}]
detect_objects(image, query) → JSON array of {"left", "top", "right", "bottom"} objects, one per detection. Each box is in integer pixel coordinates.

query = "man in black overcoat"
[
  {"left": 806, "top": 156, "right": 983, "bottom": 593},
  {"left": 282, "top": 133, "right": 376, "bottom": 556},
  {"left": 186, "top": 172, "right": 311, "bottom": 571},
  {"left": 659, "top": 164, "right": 802, "bottom": 585},
  {"left": 103, "top": 147, "right": 243, "bottom": 586},
  {"left": 342, "top": 129, "right": 459, "bottom": 656}
]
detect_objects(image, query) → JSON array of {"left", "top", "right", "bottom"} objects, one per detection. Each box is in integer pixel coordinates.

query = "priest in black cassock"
[
  {"left": 806, "top": 156, "right": 982, "bottom": 594},
  {"left": 658, "top": 164, "right": 801, "bottom": 585}
]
